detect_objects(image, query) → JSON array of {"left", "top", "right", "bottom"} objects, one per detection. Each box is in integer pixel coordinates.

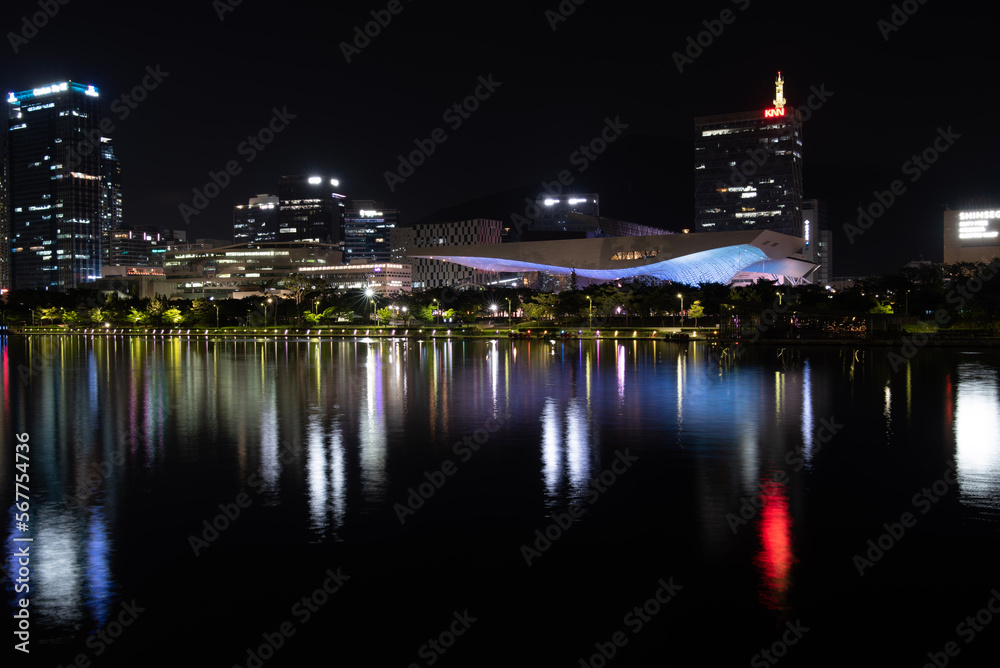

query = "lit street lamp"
[
  {"left": 586, "top": 295, "right": 593, "bottom": 330},
  {"left": 266, "top": 297, "right": 273, "bottom": 328},
  {"left": 365, "top": 287, "right": 375, "bottom": 323},
  {"left": 678, "top": 293, "right": 684, "bottom": 327}
]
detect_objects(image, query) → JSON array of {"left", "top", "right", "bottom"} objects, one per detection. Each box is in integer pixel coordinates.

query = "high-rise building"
[
  {"left": 4, "top": 81, "right": 116, "bottom": 291},
  {"left": 277, "top": 175, "right": 346, "bottom": 245},
  {"left": 234, "top": 194, "right": 279, "bottom": 244},
  {"left": 343, "top": 200, "right": 399, "bottom": 264},
  {"left": 1, "top": 157, "right": 9, "bottom": 293},
  {"left": 694, "top": 73, "right": 804, "bottom": 241},
  {"left": 801, "top": 199, "right": 832, "bottom": 285},
  {"left": 529, "top": 194, "right": 599, "bottom": 236}
]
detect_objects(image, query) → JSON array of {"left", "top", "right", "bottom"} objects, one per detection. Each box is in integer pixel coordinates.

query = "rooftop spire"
[{"left": 773, "top": 71, "right": 786, "bottom": 109}]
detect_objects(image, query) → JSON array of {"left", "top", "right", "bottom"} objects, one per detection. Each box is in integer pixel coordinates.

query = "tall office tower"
[
  {"left": 694, "top": 72, "right": 804, "bottom": 241},
  {"left": 100, "top": 139, "right": 123, "bottom": 264},
  {"left": 277, "top": 175, "right": 346, "bottom": 245},
  {"left": 5, "top": 81, "right": 112, "bottom": 291},
  {"left": 801, "top": 199, "right": 832, "bottom": 285},
  {"left": 233, "top": 194, "right": 279, "bottom": 244},
  {"left": 343, "top": 200, "right": 399, "bottom": 263},
  {"left": 1, "top": 158, "right": 9, "bottom": 292},
  {"left": 530, "top": 194, "right": 599, "bottom": 235}
]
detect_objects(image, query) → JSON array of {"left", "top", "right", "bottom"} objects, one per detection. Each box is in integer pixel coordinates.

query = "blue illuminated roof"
[{"left": 8, "top": 82, "right": 99, "bottom": 104}]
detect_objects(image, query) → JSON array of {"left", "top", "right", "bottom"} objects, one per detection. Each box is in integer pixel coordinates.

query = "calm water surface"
[{"left": 2, "top": 336, "right": 999, "bottom": 666}]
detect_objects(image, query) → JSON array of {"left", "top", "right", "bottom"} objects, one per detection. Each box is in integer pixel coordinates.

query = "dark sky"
[{"left": 2, "top": 0, "right": 996, "bottom": 277}]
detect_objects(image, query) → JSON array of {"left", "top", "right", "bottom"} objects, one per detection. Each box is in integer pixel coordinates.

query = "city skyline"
[{"left": 1, "top": 1, "right": 997, "bottom": 277}]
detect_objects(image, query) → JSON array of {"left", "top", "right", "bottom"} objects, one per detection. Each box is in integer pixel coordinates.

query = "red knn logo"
[{"left": 764, "top": 108, "right": 786, "bottom": 118}]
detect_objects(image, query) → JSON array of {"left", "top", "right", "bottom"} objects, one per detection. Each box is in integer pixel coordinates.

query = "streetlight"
[
  {"left": 776, "top": 291, "right": 783, "bottom": 306},
  {"left": 365, "top": 287, "right": 375, "bottom": 323},
  {"left": 432, "top": 298, "right": 438, "bottom": 326},
  {"left": 678, "top": 293, "right": 684, "bottom": 327},
  {"left": 586, "top": 295, "right": 593, "bottom": 330},
  {"left": 266, "top": 297, "right": 273, "bottom": 328},
  {"left": 314, "top": 298, "right": 320, "bottom": 315},
  {"left": 490, "top": 303, "right": 498, "bottom": 325},
  {"left": 505, "top": 297, "right": 512, "bottom": 328}
]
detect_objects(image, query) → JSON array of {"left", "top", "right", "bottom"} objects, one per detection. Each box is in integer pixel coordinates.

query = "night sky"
[{"left": 1, "top": 0, "right": 996, "bottom": 277}]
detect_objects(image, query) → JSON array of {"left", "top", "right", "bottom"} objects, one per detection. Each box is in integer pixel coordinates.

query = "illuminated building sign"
[
  {"left": 764, "top": 108, "right": 786, "bottom": 118},
  {"left": 360, "top": 210, "right": 383, "bottom": 217},
  {"left": 957, "top": 211, "right": 999, "bottom": 240}
]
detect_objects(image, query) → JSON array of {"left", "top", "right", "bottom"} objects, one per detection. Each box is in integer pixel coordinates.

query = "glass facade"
[
  {"left": 5, "top": 81, "right": 112, "bottom": 290},
  {"left": 694, "top": 107, "right": 804, "bottom": 240}
]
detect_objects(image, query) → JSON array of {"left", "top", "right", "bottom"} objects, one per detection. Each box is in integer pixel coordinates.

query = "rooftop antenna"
[{"left": 773, "top": 72, "right": 786, "bottom": 109}]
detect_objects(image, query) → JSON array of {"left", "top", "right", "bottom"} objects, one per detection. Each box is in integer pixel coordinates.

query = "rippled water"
[{"left": 2, "top": 336, "right": 999, "bottom": 666}]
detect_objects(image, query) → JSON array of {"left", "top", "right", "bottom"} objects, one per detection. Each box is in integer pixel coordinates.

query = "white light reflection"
[
  {"left": 954, "top": 363, "right": 1000, "bottom": 510},
  {"left": 799, "top": 360, "right": 814, "bottom": 466}
]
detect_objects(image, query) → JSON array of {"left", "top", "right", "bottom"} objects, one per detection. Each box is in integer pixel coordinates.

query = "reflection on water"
[
  {"left": 955, "top": 362, "right": 1000, "bottom": 511},
  {"left": 754, "top": 478, "right": 795, "bottom": 611},
  {"left": 2, "top": 336, "right": 1000, "bottom": 643}
]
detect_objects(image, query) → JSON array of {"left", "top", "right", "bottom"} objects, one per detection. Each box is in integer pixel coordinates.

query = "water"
[{"left": 2, "top": 336, "right": 999, "bottom": 666}]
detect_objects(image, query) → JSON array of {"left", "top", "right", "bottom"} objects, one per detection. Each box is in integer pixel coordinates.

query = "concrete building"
[{"left": 944, "top": 208, "right": 1000, "bottom": 264}]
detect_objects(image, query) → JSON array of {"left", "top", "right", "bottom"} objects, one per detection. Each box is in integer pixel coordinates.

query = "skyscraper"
[
  {"left": 4, "top": 81, "right": 114, "bottom": 291},
  {"left": 277, "top": 175, "right": 346, "bottom": 245},
  {"left": 343, "top": 200, "right": 399, "bottom": 263},
  {"left": 233, "top": 194, "right": 279, "bottom": 244},
  {"left": 694, "top": 73, "right": 804, "bottom": 241}
]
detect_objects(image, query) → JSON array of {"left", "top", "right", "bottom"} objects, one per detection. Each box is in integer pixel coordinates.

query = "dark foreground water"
[{"left": 2, "top": 336, "right": 999, "bottom": 666}]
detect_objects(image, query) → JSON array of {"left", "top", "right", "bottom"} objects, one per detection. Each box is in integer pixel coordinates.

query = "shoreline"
[{"left": 4, "top": 326, "right": 1000, "bottom": 346}]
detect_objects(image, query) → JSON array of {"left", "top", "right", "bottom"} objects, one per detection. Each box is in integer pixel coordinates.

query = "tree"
[
  {"left": 688, "top": 300, "right": 705, "bottom": 325},
  {"left": 191, "top": 298, "right": 212, "bottom": 325},
  {"left": 163, "top": 308, "right": 185, "bottom": 325},
  {"left": 89, "top": 307, "right": 106, "bottom": 324},
  {"left": 127, "top": 308, "right": 148, "bottom": 325},
  {"left": 146, "top": 296, "right": 167, "bottom": 324},
  {"left": 283, "top": 274, "right": 317, "bottom": 324},
  {"left": 376, "top": 307, "right": 393, "bottom": 325},
  {"left": 41, "top": 306, "right": 62, "bottom": 324}
]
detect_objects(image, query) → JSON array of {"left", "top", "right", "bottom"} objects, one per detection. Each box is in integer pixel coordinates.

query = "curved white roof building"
[{"left": 409, "top": 229, "right": 816, "bottom": 286}]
